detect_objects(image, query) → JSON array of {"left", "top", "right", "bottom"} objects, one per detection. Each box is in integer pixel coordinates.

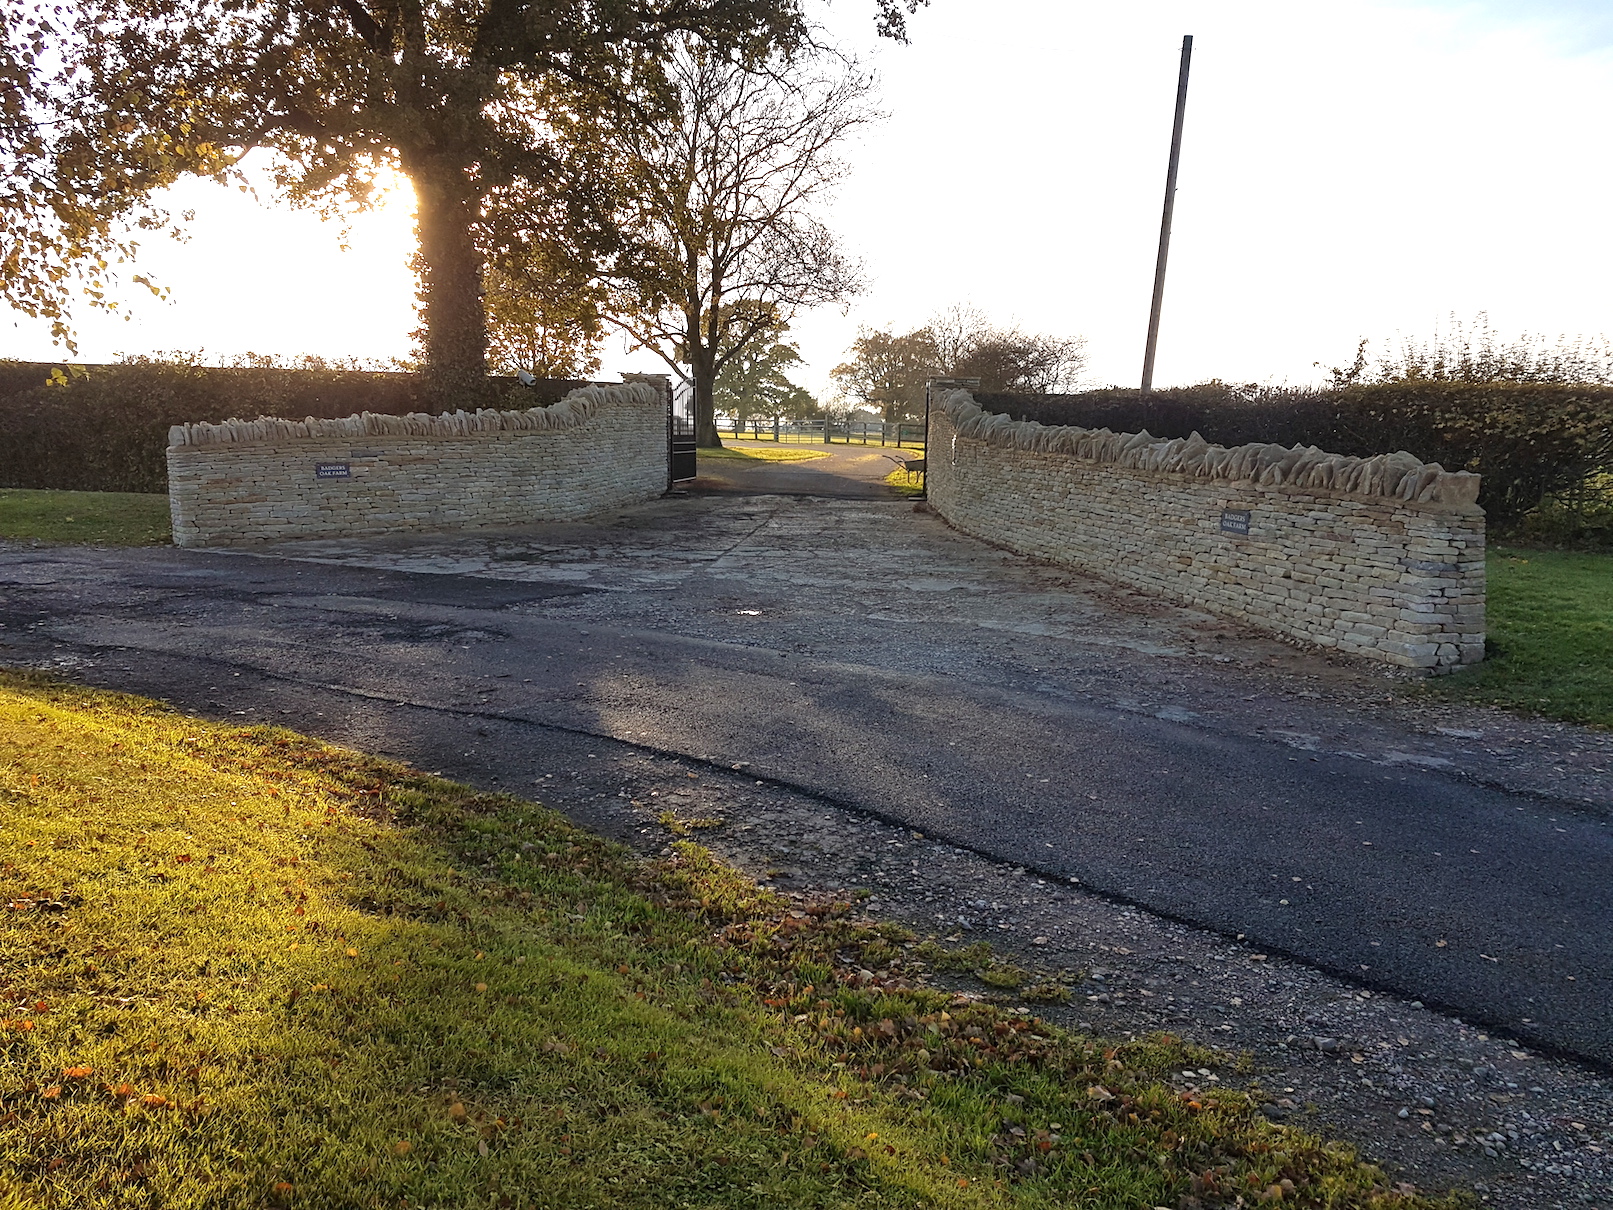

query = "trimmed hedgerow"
[
  {"left": 983, "top": 382, "right": 1613, "bottom": 528},
  {"left": 0, "top": 362, "right": 586, "bottom": 494}
]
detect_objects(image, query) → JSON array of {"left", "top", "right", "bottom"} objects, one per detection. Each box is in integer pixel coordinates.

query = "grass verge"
[
  {"left": 1428, "top": 547, "right": 1613, "bottom": 727},
  {"left": 0, "top": 489, "right": 171, "bottom": 546},
  {"left": 700, "top": 445, "right": 831, "bottom": 464},
  {"left": 0, "top": 671, "right": 1453, "bottom": 1208},
  {"left": 884, "top": 466, "right": 926, "bottom": 498}
]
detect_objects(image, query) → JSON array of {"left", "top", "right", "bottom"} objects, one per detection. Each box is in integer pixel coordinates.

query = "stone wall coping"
[
  {"left": 934, "top": 389, "right": 1481, "bottom": 508},
  {"left": 167, "top": 381, "right": 658, "bottom": 449}
]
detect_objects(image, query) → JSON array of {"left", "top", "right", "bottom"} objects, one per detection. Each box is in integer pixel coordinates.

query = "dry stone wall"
[
  {"left": 167, "top": 382, "right": 667, "bottom": 547},
  {"left": 927, "top": 390, "right": 1485, "bottom": 669}
]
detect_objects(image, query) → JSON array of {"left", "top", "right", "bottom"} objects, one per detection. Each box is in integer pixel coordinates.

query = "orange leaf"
[
  {"left": 63, "top": 1066, "right": 93, "bottom": 1079},
  {"left": 957, "top": 1177, "right": 970, "bottom": 1188},
  {"left": 272, "top": 1181, "right": 293, "bottom": 1194},
  {"left": 393, "top": 1140, "right": 412, "bottom": 1156},
  {"left": 40, "top": 1086, "right": 61, "bottom": 1100},
  {"left": 141, "top": 1094, "right": 168, "bottom": 1108}
]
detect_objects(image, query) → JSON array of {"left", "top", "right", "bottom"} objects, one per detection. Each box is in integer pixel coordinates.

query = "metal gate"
[{"left": 669, "top": 380, "right": 697, "bottom": 484}]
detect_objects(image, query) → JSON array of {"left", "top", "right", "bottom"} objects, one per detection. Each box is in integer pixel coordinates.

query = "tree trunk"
[
  {"left": 408, "top": 154, "right": 489, "bottom": 411},
  {"left": 689, "top": 336, "right": 723, "bottom": 448}
]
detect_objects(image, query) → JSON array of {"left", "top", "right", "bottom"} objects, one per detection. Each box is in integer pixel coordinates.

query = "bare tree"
[
  {"left": 929, "top": 304, "right": 1087, "bottom": 394},
  {"left": 599, "top": 42, "right": 874, "bottom": 446}
]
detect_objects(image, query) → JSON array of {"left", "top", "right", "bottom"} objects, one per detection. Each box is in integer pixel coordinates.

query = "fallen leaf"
[
  {"left": 448, "top": 1103, "right": 468, "bottom": 1122},
  {"left": 346, "top": 948, "right": 358, "bottom": 958},
  {"left": 63, "top": 1066, "right": 93, "bottom": 1079},
  {"left": 474, "top": 982, "right": 488, "bottom": 993},
  {"left": 40, "top": 1086, "right": 61, "bottom": 1100},
  {"left": 393, "top": 1140, "right": 412, "bottom": 1156}
]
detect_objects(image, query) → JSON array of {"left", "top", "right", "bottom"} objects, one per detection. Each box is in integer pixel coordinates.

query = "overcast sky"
[{"left": 4, "top": 0, "right": 1611, "bottom": 395}]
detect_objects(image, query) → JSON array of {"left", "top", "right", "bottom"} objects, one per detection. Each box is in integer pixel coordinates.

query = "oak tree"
[
  {"left": 830, "top": 326, "right": 940, "bottom": 423},
  {"left": 712, "top": 305, "right": 812, "bottom": 426},
  {"left": 13, "top": 1, "right": 923, "bottom": 404}
]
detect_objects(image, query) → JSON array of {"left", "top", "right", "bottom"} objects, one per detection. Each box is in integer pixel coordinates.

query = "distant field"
[
  {"left": 1432, "top": 547, "right": 1613, "bottom": 727},
  {"left": 0, "top": 489, "right": 171, "bottom": 546}
]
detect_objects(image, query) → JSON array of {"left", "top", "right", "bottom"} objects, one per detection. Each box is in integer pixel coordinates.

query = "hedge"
[
  {"left": 0, "top": 363, "right": 587, "bottom": 494},
  {"left": 981, "top": 382, "right": 1613, "bottom": 527}
]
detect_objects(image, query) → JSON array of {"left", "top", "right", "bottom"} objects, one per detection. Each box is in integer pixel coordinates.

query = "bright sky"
[{"left": 4, "top": 0, "right": 1612, "bottom": 395}]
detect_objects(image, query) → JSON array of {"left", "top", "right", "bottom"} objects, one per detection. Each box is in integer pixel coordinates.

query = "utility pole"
[{"left": 1141, "top": 34, "right": 1193, "bottom": 395}]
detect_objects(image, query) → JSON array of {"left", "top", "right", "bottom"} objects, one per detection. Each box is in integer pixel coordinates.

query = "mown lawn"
[
  {"left": 1431, "top": 547, "right": 1613, "bottom": 727},
  {"left": 0, "top": 489, "right": 171, "bottom": 546},
  {"left": 700, "top": 445, "right": 831, "bottom": 463},
  {"left": 0, "top": 672, "right": 1450, "bottom": 1209}
]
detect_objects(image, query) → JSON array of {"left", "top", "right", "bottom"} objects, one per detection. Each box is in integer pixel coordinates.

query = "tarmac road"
[{"left": 1, "top": 481, "right": 1609, "bottom": 1068}]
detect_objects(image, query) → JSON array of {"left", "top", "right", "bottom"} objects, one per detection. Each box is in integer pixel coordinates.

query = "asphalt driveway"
[{"left": 2, "top": 484, "right": 1609, "bottom": 1070}]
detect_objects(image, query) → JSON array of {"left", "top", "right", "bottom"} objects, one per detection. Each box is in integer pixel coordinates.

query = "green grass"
[
  {"left": 1430, "top": 546, "right": 1613, "bottom": 727},
  {"left": 884, "top": 466, "right": 926, "bottom": 498},
  {"left": 700, "top": 445, "right": 831, "bottom": 463},
  {"left": 0, "top": 489, "right": 171, "bottom": 546},
  {"left": 0, "top": 671, "right": 1452, "bottom": 1209}
]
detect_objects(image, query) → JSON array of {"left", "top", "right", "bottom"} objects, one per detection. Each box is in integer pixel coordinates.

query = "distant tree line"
[{"left": 831, "top": 305, "right": 1088, "bottom": 423}]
